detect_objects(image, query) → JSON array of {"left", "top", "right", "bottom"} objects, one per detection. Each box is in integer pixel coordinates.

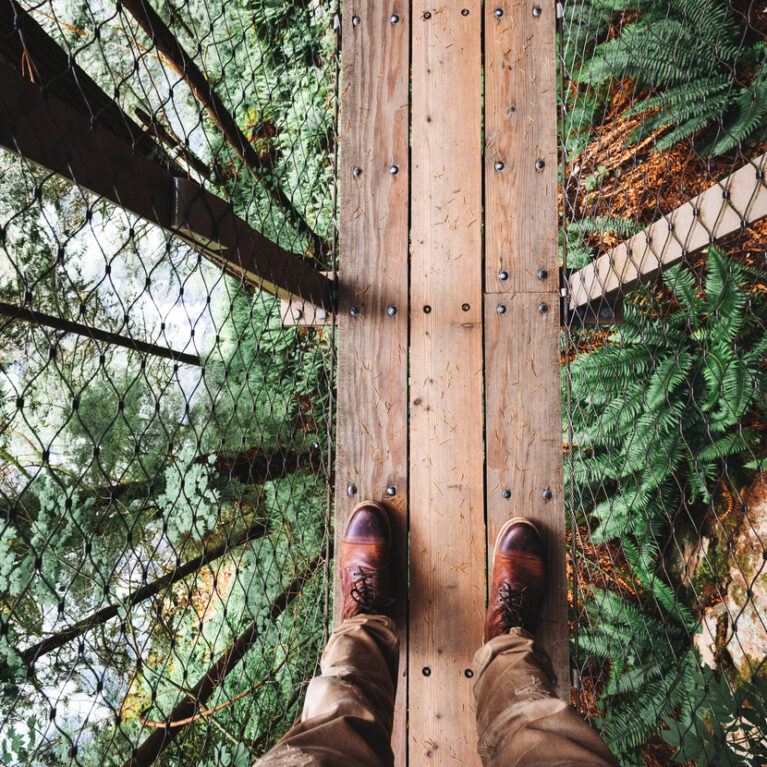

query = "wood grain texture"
[
  {"left": 569, "top": 152, "right": 767, "bottom": 307},
  {"left": 484, "top": 293, "right": 569, "bottom": 695},
  {"left": 335, "top": 5, "right": 410, "bottom": 763},
  {"left": 410, "top": 4, "right": 485, "bottom": 765},
  {"left": 485, "top": 0, "right": 558, "bottom": 293}
]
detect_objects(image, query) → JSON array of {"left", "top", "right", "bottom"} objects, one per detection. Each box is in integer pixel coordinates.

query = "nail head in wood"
[
  {"left": 464, "top": 668, "right": 474, "bottom": 678},
  {"left": 502, "top": 489, "right": 511, "bottom": 499},
  {"left": 390, "top": 13, "right": 400, "bottom": 23},
  {"left": 461, "top": 8, "right": 470, "bottom": 15},
  {"left": 495, "top": 161, "right": 504, "bottom": 171},
  {"left": 387, "top": 305, "right": 397, "bottom": 316},
  {"left": 497, "top": 304, "right": 506, "bottom": 314},
  {"left": 537, "top": 269, "right": 548, "bottom": 280},
  {"left": 532, "top": 5, "right": 542, "bottom": 15},
  {"left": 538, "top": 303, "right": 549, "bottom": 314},
  {"left": 535, "top": 159, "right": 545, "bottom": 170},
  {"left": 423, "top": 11, "right": 432, "bottom": 19},
  {"left": 422, "top": 667, "right": 431, "bottom": 676},
  {"left": 462, "top": 303, "right": 470, "bottom": 312},
  {"left": 494, "top": 8, "right": 504, "bottom": 17},
  {"left": 542, "top": 488, "right": 553, "bottom": 500},
  {"left": 423, "top": 305, "right": 432, "bottom": 313},
  {"left": 352, "top": 15, "right": 360, "bottom": 26},
  {"left": 350, "top": 306, "right": 360, "bottom": 316},
  {"left": 347, "top": 484, "right": 357, "bottom": 495},
  {"left": 498, "top": 270, "right": 508, "bottom": 281},
  {"left": 353, "top": 167, "right": 362, "bottom": 177},
  {"left": 389, "top": 165, "right": 399, "bottom": 175},
  {"left": 386, "top": 485, "right": 397, "bottom": 496}
]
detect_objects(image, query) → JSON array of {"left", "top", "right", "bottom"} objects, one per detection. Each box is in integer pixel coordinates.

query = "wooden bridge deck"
[{"left": 334, "top": 3, "right": 567, "bottom": 765}]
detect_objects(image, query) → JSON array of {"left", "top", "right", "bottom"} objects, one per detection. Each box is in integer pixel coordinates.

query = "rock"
[{"left": 695, "top": 474, "right": 767, "bottom": 678}]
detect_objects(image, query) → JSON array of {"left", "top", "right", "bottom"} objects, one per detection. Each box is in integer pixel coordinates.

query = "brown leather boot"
[
  {"left": 340, "top": 501, "right": 394, "bottom": 620},
  {"left": 483, "top": 517, "right": 546, "bottom": 643}
]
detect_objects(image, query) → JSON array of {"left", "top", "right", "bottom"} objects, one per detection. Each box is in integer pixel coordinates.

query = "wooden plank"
[
  {"left": 568, "top": 152, "right": 767, "bottom": 308},
  {"left": 409, "top": 4, "right": 484, "bottom": 765},
  {"left": 485, "top": 0, "right": 558, "bottom": 293},
  {"left": 334, "top": 4, "right": 409, "bottom": 764},
  {"left": 484, "top": 0, "right": 567, "bottom": 698},
  {"left": 0, "top": 65, "right": 334, "bottom": 309},
  {"left": 484, "top": 293, "right": 569, "bottom": 695}
]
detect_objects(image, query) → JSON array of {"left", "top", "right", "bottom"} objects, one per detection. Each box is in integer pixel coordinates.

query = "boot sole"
[{"left": 492, "top": 517, "right": 542, "bottom": 569}]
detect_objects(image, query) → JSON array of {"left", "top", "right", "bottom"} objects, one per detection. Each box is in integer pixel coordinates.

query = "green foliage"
[
  {"left": 572, "top": 0, "right": 767, "bottom": 154},
  {"left": 662, "top": 668, "right": 767, "bottom": 765},
  {"left": 566, "top": 248, "right": 767, "bottom": 549}
]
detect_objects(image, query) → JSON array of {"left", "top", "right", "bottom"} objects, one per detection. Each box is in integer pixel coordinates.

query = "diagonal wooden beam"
[
  {"left": 0, "top": 62, "right": 334, "bottom": 310},
  {"left": 119, "top": 0, "right": 326, "bottom": 258},
  {"left": 567, "top": 152, "right": 767, "bottom": 309}
]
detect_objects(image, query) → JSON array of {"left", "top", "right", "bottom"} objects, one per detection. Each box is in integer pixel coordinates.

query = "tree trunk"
[
  {"left": 206, "top": 446, "right": 323, "bottom": 485},
  {"left": 18, "top": 520, "right": 268, "bottom": 669},
  {"left": 123, "top": 552, "right": 324, "bottom": 767}
]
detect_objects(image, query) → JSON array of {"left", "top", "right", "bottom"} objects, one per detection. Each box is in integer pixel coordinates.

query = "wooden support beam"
[
  {"left": 119, "top": 0, "right": 326, "bottom": 257},
  {"left": 568, "top": 152, "right": 767, "bottom": 309},
  {"left": 0, "top": 63, "right": 334, "bottom": 310},
  {"left": 409, "top": 4, "right": 485, "bottom": 764},
  {"left": 0, "top": 301, "right": 202, "bottom": 366},
  {"left": 484, "top": 0, "right": 568, "bottom": 696},
  {"left": 334, "top": 5, "right": 410, "bottom": 763}
]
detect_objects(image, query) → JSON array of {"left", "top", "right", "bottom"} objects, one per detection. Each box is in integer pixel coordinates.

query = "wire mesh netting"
[
  {"left": 0, "top": 0, "right": 338, "bottom": 763},
  {"left": 561, "top": 0, "right": 767, "bottom": 763}
]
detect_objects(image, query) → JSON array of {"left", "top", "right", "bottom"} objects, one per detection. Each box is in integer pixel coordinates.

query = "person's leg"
[
  {"left": 255, "top": 502, "right": 398, "bottom": 767},
  {"left": 474, "top": 519, "right": 617, "bottom": 767}
]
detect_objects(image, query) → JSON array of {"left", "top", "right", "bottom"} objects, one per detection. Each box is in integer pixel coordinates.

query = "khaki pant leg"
[
  {"left": 473, "top": 628, "right": 618, "bottom": 767},
  {"left": 254, "top": 614, "right": 399, "bottom": 767}
]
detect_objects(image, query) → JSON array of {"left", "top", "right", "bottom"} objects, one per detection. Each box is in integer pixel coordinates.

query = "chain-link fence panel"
[
  {"left": 0, "top": 0, "right": 338, "bottom": 764},
  {"left": 561, "top": 1, "right": 767, "bottom": 764}
]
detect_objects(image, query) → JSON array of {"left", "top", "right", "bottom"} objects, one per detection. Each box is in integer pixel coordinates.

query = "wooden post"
[
  {"left": 484, "top": 0, "right": 569, "bottom": 696},
  {"left": 335, "top": 4, "right": 410, "bottom": 762}
]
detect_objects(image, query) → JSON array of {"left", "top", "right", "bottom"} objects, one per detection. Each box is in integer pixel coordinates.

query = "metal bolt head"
[
  {"left": 422, "top": 666, "right": 431, "bottom": 676},
  {"left": 497, "top": 304, "right": 506, "bottom": 314},
  {"left": 462, "top": 303, "right": 470, "bottom": 312},
  {"left": 386, "top": 485, "right": 396, "bottom": 496},
  {"left": 291, "top": 308, "right": 303, "bottom": 320},
  {"left": 423, "top": 305, "right": 432, "bottom": 314},
  {"left": 537, "top": 269, "right": 548, "bottom": 280},
  {"left": 389, "top": 165, "right": 399, "bottom": 175},
  {"left": 423, "top": 11, "right": 432, "bottom": 19},
  {"left": 502, "top": 489, "right": 511, "bottom": 499},
  {"left": 390, "top": 13, "right": 400, "bottom": 23},
  {"left": 461, "top": 8, "right": 470, "bottom": 15},
  {"left": 542, "top": 488, "right": 553, "bottom": 500},
  {"left": 347, "top": 484, "right": 357, "bottom": 495},
  {"left": 532, "top": 5, "right": 542, "bottom": 15},
  {"left": 464, "top": 668, "right": 474, "bottom": 678},
  {"left": 350, "top": 305, "right": 360, "bottom": 316},
  {"left": 387, "top": 305, "right": 397, "bottom": 316},
  {"left": 353, "top": 167, "right": 362, "bottom": 177},
  {"left": 316, "top": 308, "right": 328, "bottom": 320},
  {"left": 498, "top": 270, "right": 509, "bottom": 281},
  {"left": 495, "top": 161, "right": 504, "bottom": 171},
  {"left": 600, "top": 306, "right": 614, "bottom": 319},
  {"left": 538, "top": 303, "right": 549, "bottom": 314},
  {"left": 352, "top": 15, "right": 360, "bottom": 26},
  {"left": 535, "top": 159, "right": 545, "bottom": 170},
  {"left": 494, "top": 8, "right": 504, "bottom": 17}
]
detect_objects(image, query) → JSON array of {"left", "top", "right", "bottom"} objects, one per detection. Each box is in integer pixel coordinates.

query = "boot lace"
[
  {"left": 350, "top": 566, "right": 389, "bottom": 613},
  {"left": 498, "top": 582, "right": 528, "bottom": 633}
]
